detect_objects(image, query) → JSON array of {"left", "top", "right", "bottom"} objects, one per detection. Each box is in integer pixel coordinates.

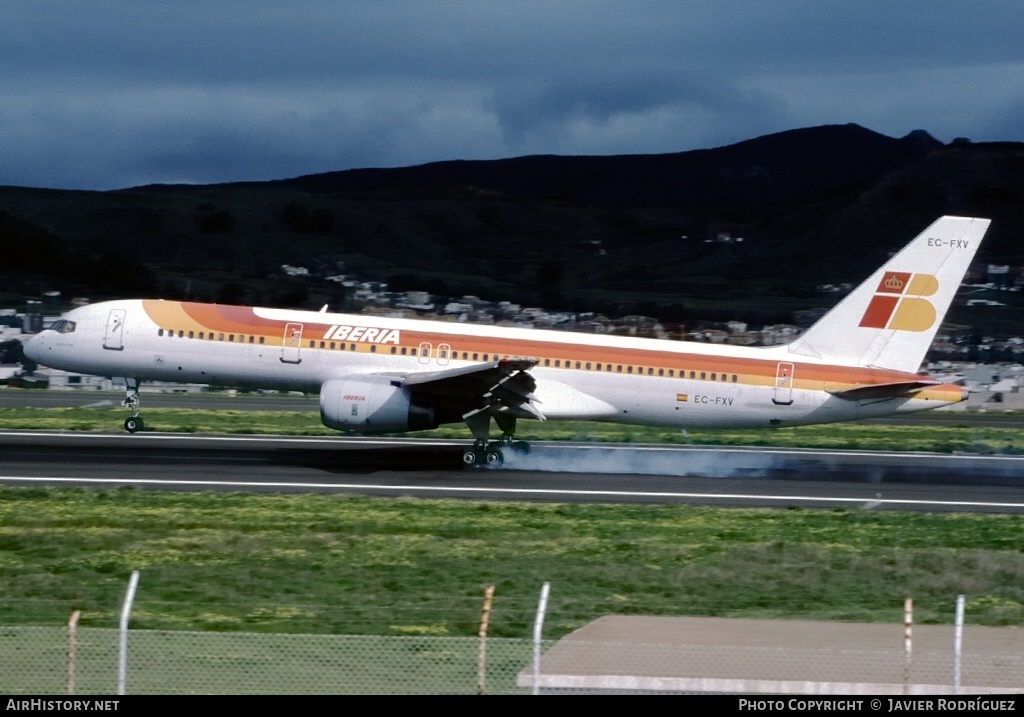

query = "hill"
[{"left": 1, "top": 124, "right": 1022, "bottom": 332}]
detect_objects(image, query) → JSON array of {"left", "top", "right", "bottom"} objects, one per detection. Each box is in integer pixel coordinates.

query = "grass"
[
  {"left": 1, "top": 486, "right": 1023, "bottom": 641},
  {"left": 1, "top": 406, "right": 1022, "bottom": 643},
  {"left": 2, "top": 406, "right": 1024, "bottom": 453}
]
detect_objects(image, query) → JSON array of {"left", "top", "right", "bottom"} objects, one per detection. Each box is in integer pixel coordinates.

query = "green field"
[
  {"left": 2, "top": 485, "right": 1023, "bottom": 640},
  {"left": 1, "top": 407, "right": 1022, "bottom": 642},
  {"left": 2, "top": 405, "right": 1024, "bottom": 454}
]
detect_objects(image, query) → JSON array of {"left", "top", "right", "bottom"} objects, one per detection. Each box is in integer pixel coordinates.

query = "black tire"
[
  {"left": 510, "top": 441, "right": 530, "bottom": 455},
  {"left": 462, "top": 448, "right": 479, "bottom": 466},
  {"left": 484, "top": 447, "right": 504, "bottom": 466},
  {"left": 124, "top": 416, "right": 142, "bottom": 433}
]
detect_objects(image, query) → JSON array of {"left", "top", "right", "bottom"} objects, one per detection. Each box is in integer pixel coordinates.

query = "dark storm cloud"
[{"left": 1, "top": 1, "right": 1022, "bottom": 189}]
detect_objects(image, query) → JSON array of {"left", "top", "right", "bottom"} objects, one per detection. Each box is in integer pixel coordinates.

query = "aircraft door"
[
  {"left": 773, "top": 362, "right": 794, "bottom": 405},
  {"left": 103, "top": 309, "right": 126, "bottom": 351},
  {"left": 281, "top": 323, "right": 303, "bottom": 364},
  {"left": 418, "top": 342, "right": 431, "bottom": 365},
  {"left": 437, "top": 343, "right": 451, "bottom": 366}
]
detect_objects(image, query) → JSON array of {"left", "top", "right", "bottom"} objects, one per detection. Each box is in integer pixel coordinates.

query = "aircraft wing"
[
  {"left": 398, "top": 358, "right": 545, "bottom": 419},
  {"left": 827, "top": 379, "right": 942, "bottom": 401}
]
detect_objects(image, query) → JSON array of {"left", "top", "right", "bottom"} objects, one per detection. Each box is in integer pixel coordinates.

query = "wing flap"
[{"left": 400, "top": 358, "right": 545, "bottom": 419}]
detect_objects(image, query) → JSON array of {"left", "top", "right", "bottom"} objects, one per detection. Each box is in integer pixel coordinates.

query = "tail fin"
[{"left": 786, "top": 215, "right": 990, "bottom": 372}]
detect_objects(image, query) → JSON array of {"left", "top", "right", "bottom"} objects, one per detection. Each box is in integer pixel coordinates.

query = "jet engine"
[{"left": 319, "top": 378, "right": 439, "bottom": 433}]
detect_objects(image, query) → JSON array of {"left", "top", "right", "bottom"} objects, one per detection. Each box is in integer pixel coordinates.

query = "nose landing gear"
[{"left": 120, "top": 379, "right": 144, "bottom": 433}]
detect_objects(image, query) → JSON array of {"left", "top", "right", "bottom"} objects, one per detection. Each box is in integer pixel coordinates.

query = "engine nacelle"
[{"left": 319, "top": 378, "right": 438, "bottom": 433}]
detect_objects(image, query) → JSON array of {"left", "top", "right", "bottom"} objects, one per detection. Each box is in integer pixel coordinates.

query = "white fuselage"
[{"left": 24, "top": 299, "right": 964, "bottom": 432}]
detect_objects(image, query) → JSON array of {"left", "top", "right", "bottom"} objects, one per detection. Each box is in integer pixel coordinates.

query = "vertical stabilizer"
[{"left": 786, "top": 216, "right": 990, "bottom": 372}]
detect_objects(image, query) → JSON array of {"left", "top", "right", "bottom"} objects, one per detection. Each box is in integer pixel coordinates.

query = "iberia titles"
[{"left": 322, "top": 324, "right": 400, "bottom": 344}]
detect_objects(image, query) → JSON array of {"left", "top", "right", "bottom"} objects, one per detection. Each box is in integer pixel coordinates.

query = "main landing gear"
[
  {"left": 121, "top": 378, "right": 144, "bottom": 433},
  {"left": 460, "top": 411, "right": 530, "bottom": 467},
  {"left": 460, "top": 438, "right": 530, "bottom": 467}
]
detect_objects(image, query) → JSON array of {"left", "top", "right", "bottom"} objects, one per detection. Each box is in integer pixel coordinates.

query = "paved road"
[{"left": 2, "top": 432, "right": 1023, "bottom": 513}]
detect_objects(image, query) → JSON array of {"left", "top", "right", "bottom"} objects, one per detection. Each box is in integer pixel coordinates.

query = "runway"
[{"left": 2, "top": 431, "right": 1023, "bottom": 513}]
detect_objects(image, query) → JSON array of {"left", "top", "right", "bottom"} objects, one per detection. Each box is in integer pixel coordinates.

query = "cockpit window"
[{"left": 48, "top": 320, "right": 77, "bottom": 334}]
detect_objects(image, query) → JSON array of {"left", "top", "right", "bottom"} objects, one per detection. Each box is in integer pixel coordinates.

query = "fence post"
[
  {"left": 532, "top": 582, "right": 550, "bottom": 696},
  {"left": 953, "top": 594, "right": 965, "bottom": 694},
  {"left": 67, "top": 610, "right": 81, "bottom": 695},
  {"left": 477, "top": 584, "right": 494, "bottom": 695},
  {"left": 903, "top": 597, "right": 912, "bottom": 693},
  {"left": 118, "top": 571, "right": 140, "bottom": 696}
]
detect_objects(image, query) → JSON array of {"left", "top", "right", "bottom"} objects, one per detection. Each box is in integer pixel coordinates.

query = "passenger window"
[
  {"left": 319, "top": 341, "right": 325, "bottom": 348},
  {"left": 700, "top": 372, "right": 706, "bottom": 380},
  {"left": 218, "top": 333, "right": 224, "bottom": 341},
  {"left": 178, "top": 330, "right": 184, "bottom": 338},
  {"left": 188, "top": 331, "right": 194, "bottom": 339},
  {"left": 732, "top": 375, "right": 738, "bottom": 382},
  {"left": 259, "top": 336, "right": 265, "bottom": 344},
  {"left": 585, "top": 362, "right": 591, "bottom": 370},
  {"left": 370, "top": 345, "right": 376, "bottom": 353},
  {"left": 711, "top": 373, "right": 716, "bottom": 381},
  {"left": 158, "top": 329, "right": 164, "bottom": 336},
  {"left": 575, "top": 361, "right": 581, "bottom": 369}
]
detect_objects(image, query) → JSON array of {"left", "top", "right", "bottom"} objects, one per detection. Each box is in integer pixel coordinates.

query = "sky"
[{"left": 2, "top": 1, "right": 1023, "bottom": 190}]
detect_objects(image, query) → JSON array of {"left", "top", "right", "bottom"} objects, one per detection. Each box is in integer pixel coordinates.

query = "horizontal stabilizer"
[{"left": 827, "top": 379, "right": 942, "bottom": 401}]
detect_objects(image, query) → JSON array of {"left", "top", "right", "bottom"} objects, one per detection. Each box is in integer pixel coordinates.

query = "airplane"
[{"left": 23, "top": 215, "right": 990, "bottom": 466}]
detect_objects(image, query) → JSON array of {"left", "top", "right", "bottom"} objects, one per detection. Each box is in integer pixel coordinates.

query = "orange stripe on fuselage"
[{"left": 141, "top": 301, "right": 946, "bottom": 394}]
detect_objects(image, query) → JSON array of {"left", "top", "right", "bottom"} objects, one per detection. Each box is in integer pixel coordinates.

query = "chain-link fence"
[
  {"left": 3, "top": 624, "right": 1023, "bottom": 695},
  {"left": 0, "top": 626, "right": 545, "bottom": 694}
]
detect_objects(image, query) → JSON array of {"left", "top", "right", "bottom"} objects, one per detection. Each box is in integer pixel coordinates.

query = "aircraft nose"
[{"left": 22, "top": 333, "right": 44, "bottom": 363}]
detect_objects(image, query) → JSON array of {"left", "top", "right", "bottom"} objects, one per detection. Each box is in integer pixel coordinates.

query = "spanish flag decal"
[
  {"left": 859, "top": 272, "right": 938, "bottom": 332},
  {"left": 676, "top": 393, "right": 688, "bottom": 402}
]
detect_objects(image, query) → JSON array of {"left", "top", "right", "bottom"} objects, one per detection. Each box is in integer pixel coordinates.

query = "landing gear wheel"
[
  {"left": 124, "top": 416, "right": 143, "bottom": 433},
  {"left": 510, "top": 440, "right": 530, "bottom": 455},
  {"left": 462, "top": 448, "right": 479, "bottom": 466},
  {"left": 484, "top": 447, "right": 504, "bottom": 466}
]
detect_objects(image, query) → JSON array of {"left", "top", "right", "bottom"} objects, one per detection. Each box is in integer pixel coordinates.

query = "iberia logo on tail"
[{"left": 858, "top": 271, "right": 939, "bottom": 332}]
